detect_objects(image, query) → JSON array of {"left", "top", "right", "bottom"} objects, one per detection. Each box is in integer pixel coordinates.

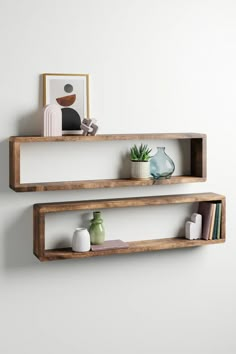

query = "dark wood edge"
[
  {"left": 9, "top": 141, "right": 20, "bottom": 189},
  {"left": 203, "top": 135, "right": 207, "bottom": 178},
  {"left": 33, "top": 208, "right": 40, "bottom": 257},
  {"left": 33, "top": 207, "right": 45, "bottom": 258},
  {"left": 221, "top": 197, "right": 226, "bottom": 240}
]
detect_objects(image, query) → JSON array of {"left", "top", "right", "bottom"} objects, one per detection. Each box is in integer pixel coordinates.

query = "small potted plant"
[{"left": 130, "top": 144, "right": 152, "bottom": 179}]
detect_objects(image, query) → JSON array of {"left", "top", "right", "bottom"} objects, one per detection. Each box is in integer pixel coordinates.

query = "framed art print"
[{"left": 43, "top": 73, "right": 90, "bottom": 135}]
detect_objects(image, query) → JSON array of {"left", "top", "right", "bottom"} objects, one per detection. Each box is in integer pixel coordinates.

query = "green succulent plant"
[{"left": 130, "top": 144, "right": 152, "bottom": 162}]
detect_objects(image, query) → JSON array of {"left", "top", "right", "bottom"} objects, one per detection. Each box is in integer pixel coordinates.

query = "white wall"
[{"left": 1, "top": 1, "right": 236, "bottom": 353}]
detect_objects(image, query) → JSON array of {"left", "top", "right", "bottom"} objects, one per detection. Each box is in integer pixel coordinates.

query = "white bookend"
[{"left": 185, "top": 213, "right": 202, "bottom": 240}]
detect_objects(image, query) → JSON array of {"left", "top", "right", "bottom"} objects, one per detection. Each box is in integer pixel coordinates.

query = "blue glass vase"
[{"left": 150, "top": 147, "right": 175, "bottom": 179}]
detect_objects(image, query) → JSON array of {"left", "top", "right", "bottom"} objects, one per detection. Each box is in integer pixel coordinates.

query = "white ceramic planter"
[
  {"left": 131, "top": 161, "right": 150, "bottom": 179},
  {"left": 72, "top": 228, "right": 91, "bottom": 252}
]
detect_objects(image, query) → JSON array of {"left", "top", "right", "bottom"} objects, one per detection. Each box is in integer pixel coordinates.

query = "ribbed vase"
[{"left": 131, "top": 161, "right": 150, "bottom": 179}]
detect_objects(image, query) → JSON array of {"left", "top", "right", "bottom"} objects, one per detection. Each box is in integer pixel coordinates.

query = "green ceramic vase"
[{"left": 89, "top": 211, "right": 105, "bottom": 245}]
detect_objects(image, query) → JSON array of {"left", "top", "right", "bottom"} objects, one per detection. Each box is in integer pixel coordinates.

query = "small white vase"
[
  {"left": 72, "top": 228, "right": 91, "bottom": 252},
  {"left": 131, "top": 161, "right": 150, "bottom": 179}
]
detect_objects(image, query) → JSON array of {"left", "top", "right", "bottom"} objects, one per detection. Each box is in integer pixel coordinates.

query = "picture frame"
[{"left": 43, "top": 73, "right": 90, "bottom": 135}]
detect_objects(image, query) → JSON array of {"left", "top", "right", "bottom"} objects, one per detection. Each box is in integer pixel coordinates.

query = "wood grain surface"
[
  {"left": 12, "top": 176, "right": 206, "bottom": 192},
  {"left": 10, "top": 133, "right": 206, "bottom": 143},
  {"left": 40, "top": 238, "right": 225, "bottom": 261}
]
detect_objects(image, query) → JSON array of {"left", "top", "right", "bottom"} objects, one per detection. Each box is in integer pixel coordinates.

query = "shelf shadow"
[
  {"left": 3, "top": 206, "right": 38, "bottom": 270},
  {"left": 0, "top": 139, "right": 9, "bottom": 194},
  {"left": 16, "top": 109, "right": 41, "bottom": 136},
  {"left": 16, "top": 74, "right": 43, "bottom": 136}
]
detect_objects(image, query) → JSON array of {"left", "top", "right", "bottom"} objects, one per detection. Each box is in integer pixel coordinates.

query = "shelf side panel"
[
  {"left": 9, "top": 141, "right": 20, "bottom": 189},
  {"left": 191, "top": 137, "right": 207, "bottom": 178},
  {"left": 33, "top": 208, "right": 45, "bottom": 258},
  {"left": 220, "top": 197, "right": 226, "bottom": 240}
]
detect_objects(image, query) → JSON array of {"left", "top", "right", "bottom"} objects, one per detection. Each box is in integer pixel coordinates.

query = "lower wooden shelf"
[
  {"left": 33, "top": 192, "right": 226, "bottom": 262},
  {"left": 40, "top": 238, "right": 225, "bottom": 261}
]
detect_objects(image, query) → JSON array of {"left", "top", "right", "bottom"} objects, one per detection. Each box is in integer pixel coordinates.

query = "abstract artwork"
[{"left": 43, "top": 73, "right": 90, "bottom": 135}]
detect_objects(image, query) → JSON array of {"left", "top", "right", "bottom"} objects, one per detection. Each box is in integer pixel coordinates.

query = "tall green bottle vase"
[{"left": 89, "top": 211, "right": 105, "bottom": 245}]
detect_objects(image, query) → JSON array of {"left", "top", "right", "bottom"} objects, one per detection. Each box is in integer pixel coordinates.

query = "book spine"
[
  {"left": 208, "top": 203, "right": 216, "bottom": 240},
  {"left": 217, "top": 203, "right": 222, "bottom": 239},
  {"left": 212, "top": 203, "right": 220, "bottom": 240}
]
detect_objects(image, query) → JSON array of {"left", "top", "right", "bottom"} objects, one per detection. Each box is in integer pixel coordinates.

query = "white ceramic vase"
[
  {"left": 72, "top": 228, "right": 91, "bottom": 252},
  {"left": 131, "top": 161, "right": 150, "bottom": 179}
]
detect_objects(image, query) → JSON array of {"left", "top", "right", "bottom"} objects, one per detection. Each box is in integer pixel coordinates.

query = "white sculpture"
[
  {"left": 42, "top": 104, "right": 62, "bottom": 136},
  {"left": 185, "top": 213, "right": 202, "bottom": 240}
]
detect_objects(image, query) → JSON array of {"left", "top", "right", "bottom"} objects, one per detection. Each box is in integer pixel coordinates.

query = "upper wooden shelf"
[{"left": 9, "top": 133, "right": 206, "bottom": 192}]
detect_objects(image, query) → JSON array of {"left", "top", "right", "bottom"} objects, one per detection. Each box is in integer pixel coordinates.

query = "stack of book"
[{"left": 198, "top": 202, "right": 222, "bottom": 240}]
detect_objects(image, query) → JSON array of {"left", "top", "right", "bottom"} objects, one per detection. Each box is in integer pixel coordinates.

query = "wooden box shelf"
[
  {"left": 9, "top": 133, "right": 206, "bottom": 192},
  {"left": 33, "top": 192, "right": 225, "bottom": 262}
]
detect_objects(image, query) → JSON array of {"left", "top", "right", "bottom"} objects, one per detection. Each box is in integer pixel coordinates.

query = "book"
[
  {"left": 209, "top": 202, "right": 222, "bottom": 240},
  {"left": 216, "top": 203, "right": 222, "bottom": 239},
  {"left": 208, "top": 203, "right": 216, "bottom": 240},
  {"left": 198, "top": 202, "right": 216, "bottom": 240},
  {"left": 211, "top": 203, "right": 220, "bottom": 239},
  {"left": 212, "top": 203, "right": 218, "bottom": 239},
  {"left": 91, "top": 239, "right": 129, "bottom": 251}
]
